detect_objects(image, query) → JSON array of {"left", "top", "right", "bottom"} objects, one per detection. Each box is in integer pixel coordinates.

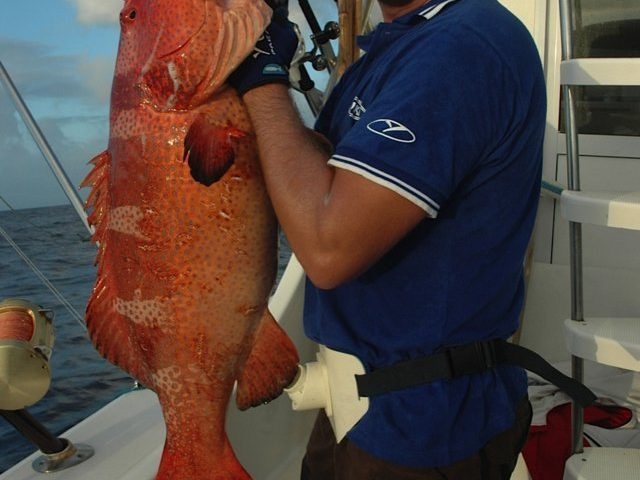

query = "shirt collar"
[
  {"left": 356, "top": 0, "right": 460, "bottom": 51},
  {"left": 393, "top": 0, "right": 460, "bottom": 25}
]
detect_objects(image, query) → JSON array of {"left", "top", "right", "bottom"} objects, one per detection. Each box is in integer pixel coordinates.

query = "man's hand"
[{"left": 227, "top": 5, "right": 298, "bottom": 96}]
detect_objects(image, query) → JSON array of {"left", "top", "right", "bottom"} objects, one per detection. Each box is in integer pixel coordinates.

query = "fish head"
[{"left": 111, "top": 0, "right": 272, "bottom": 111}]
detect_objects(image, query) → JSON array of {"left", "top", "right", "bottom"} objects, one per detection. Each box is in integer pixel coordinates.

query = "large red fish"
[{"left": 81, "top": 1, "right": 299, "bottom": 478}]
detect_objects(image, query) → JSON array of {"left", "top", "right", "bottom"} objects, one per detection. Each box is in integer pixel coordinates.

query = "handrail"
[
  {"left": 0, "top": 61, "right": 93, "bottom": 236},
  {"left": 558, "top": 0, "right": 585, "bottom": 456}
]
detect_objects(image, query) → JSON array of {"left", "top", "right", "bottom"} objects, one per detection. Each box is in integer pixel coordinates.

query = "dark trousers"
[{"left": 301, "top": 397, "right": 532, "bottom": 480}]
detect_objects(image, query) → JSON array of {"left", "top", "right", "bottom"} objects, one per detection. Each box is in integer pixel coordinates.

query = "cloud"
[
  {"left": 69, "top": 0, "right": 121, "bottom": 26},
  {"left": 0, "top": 38, "right": 110, "bottom": 209},
  {"left": 77, "top": 56, "right": 116, "bottom": 104},
  {"left": 0, "top": 95, "right": 70, "bottom": 209},
  {"left": 0, "top": 38, "right": 101, "bottom": 103},
  {"left": 0, "top": 93, "right": 107, "bottom": 210}
]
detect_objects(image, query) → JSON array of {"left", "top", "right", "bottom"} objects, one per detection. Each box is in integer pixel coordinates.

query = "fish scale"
[{"left": 81, "top": 1, "right": 299, "bottom": 478}]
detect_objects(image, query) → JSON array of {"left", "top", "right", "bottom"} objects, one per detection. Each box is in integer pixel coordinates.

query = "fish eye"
[{"left": 121, "top": 7, "right": 137, "bottom": 23}]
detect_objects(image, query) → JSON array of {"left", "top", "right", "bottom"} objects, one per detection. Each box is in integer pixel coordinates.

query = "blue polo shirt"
[{"left": 303, "top": 0, "right": 546, "bottom": 468}]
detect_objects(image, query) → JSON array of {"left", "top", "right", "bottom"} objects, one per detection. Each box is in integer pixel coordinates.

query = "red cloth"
[{"left": 523, "top": 403, "right": 633, "bottom": 480}]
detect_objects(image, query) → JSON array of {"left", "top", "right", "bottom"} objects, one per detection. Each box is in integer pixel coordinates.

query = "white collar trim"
[{"left": 419, "top": 0, "right": 459, "bottom": 20}]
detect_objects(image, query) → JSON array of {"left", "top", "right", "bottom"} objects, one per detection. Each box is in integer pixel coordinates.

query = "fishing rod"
[
  {"left": 298, "top": 0, "right": 340, "bottom": 73},
  {"left": 292, "top": 0, "right": 367, "bottom": 115}
]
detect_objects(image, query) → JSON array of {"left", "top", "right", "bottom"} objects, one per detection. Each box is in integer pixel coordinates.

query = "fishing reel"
[
  {"left": 0, "top": 298, "right": 55, "bottom": 410},
  {"left": 299, "top": 20, "right": 340, "bottom": 73},
  {"left": 287, "top": 0, "right": 343, "bottom": 116}
]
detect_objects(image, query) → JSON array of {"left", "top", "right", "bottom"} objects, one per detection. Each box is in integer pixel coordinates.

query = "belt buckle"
[
  {"left": 446, "top": 341, "right": 497, "bottom": 379},
  {"left": 475, "top": 340, "right": 498, "bottom": 370}
]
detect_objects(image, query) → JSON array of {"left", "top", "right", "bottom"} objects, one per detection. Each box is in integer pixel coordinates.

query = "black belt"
[{"left": 355, "top": 339, "right": 596, "bottom": 407}]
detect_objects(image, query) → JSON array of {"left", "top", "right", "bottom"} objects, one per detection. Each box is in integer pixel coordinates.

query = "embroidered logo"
[
  {"left": 366, "top": 119, "right": 416, "bottom": 143},
  {"left": 252, "top": 31, "right": 276, "bottom": 58},
  {"left": 348, "top": 96, "right": 366, "bottom": 121}
]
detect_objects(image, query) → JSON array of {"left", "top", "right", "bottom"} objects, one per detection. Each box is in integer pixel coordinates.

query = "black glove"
[
  {"left": 227, "top": 5, "right": 298, "bottom": 96},
  {"left": 264, "top": 0, "right": 288, "bottom": 9}
]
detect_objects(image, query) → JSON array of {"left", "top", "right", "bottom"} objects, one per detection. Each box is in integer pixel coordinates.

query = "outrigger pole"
[{"left": 0, "top": 61, "right": 92, "bottom": 236}]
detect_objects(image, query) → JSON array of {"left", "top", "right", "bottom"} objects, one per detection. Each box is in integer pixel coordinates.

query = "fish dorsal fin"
[
  {"left": 81, "top": 150, "right": 153, "bottom": 387},
  {"left": 208, "top": 0, "right": 273, "bottom": 89}
]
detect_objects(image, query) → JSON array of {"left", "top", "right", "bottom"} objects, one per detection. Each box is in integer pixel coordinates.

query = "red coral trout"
[{"left": 81, "top": 1, "right": 299, "bottom": 478}]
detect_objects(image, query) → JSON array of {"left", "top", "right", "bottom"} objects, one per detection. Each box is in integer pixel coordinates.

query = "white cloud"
[
  {"left": 70, "top": 0, "right": 121, "bottom": 25},
  {"left": 77, "top": 56, "right": 116, "bottom": 104},
  {"left": 0, "top": 39, "right": 110, "bottom": 209}
]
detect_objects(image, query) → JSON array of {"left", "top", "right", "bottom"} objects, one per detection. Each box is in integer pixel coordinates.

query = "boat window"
[{"left": 559, "top": 0, "right": 640, "bottom": 137}]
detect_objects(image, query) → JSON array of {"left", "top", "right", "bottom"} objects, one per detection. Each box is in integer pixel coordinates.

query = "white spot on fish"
[
  {"left": 167, "top": 61, "right": 181, "bottom": 92},
  {"left": 114, "top": 294, "right": 170, "bottom": 330},
  {"left": 151, "top": 365, "right": 182, "bottom": 395},
  {"left": 165, "top": 61, "right": 181, "bottom": 109},
  {"left": 108, "top": 206, "right": 150, "bottom": 240},
  {"left": 218, "top": 210, "right": 231, "bottom": 220}
]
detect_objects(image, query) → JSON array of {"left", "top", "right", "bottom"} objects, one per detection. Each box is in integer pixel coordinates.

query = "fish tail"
[
  {"left": 156, "top": 429, "right": 251, "bottom": 480},
  {"left": 235, "top": 310, "right": 299, "bottom": 410}
]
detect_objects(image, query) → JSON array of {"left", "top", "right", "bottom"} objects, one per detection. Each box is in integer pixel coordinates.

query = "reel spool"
[{"left": 0, "top": 298, "right": 55, "bottom": 410}]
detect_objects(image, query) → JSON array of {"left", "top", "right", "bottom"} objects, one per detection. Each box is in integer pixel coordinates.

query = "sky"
[{"left": 0, "top": 0, "right": 341, "bottom": 211}]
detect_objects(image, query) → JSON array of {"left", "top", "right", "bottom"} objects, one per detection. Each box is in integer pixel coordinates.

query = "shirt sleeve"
[{"left": 328, "top": 31, "right": 511, "bottom": 218}]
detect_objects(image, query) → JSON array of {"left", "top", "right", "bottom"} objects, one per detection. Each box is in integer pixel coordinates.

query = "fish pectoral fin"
[
  {"left": 184, "top": 115, "right": 247, "bottom": 187},
  {"left": 236, "top": 310, "right": 299, "bottom": 410}
]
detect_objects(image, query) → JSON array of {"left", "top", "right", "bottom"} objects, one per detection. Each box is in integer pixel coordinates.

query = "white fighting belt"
[{"left": 285, "top": 345, "right": 369, "bottom": 442}]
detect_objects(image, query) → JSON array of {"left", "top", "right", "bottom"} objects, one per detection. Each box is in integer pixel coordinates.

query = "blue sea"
[{"left": 0, "top": 204, "right": 292, "bottom": 473}]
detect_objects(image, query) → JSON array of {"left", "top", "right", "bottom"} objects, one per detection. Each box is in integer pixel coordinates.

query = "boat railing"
[{"left": 558, "top": 0, "right": 640, "bottom": 477}]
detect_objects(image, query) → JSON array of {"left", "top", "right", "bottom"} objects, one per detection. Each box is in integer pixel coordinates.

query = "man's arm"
[{"left": 244, "top": 84, "right": 428, "bottom": 289}]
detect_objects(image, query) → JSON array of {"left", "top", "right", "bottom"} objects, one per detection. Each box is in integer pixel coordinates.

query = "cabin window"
[{"left": 559, "top": 0, "right": 640, "bottom": 137}]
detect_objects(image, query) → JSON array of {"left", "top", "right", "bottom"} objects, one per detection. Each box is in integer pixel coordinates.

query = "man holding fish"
[{"left": 229, "top": 0, "right": 545, "bottom": 478}]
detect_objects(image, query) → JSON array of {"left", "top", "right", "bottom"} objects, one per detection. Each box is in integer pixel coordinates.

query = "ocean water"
[{"left": 0, "top": 204, "right": 292, "bottom": 473}]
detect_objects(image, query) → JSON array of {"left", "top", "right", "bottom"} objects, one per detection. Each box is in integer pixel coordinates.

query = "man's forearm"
[{"left": 243, "top": 85, "right": 337, "bottom": 284}]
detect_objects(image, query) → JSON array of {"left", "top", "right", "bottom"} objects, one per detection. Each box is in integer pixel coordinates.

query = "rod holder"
[{"left": 0, "top": 409, "right": 94, "bottom": 473}]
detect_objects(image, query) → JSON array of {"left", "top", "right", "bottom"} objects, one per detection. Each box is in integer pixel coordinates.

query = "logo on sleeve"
[
  {"left": 366, "top": 119, "right": 416, "bottom": 143},
  {"left": 348, "top": 96, "right": 366, "bottom": 121}
]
